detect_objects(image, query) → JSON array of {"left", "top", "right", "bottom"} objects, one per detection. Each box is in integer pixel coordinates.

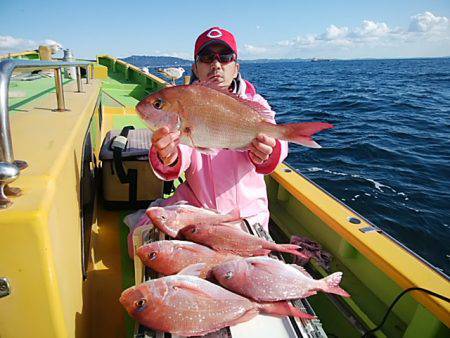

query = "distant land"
[
  {"left": 121, "top": 55, "right": 192, "bottom": 68},
  {"left": 121, "top": 55, "right": 314, "bottom": 68},
  {"left": 121, "top": 55, "right": 450, "bottom": 68}
]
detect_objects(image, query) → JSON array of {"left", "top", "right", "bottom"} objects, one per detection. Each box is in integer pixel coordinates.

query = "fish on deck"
[
  {"left": 146, "top": 201, "right": 241, "bottom": 238},
  {"left": 180, "top": 223, "right": 310, "bottom": 259},
  {"left": 119, "top": 275, "right": 314, "bottom": 337},
  {"left": 136, "top": 240, "right": 239, "bottom": 276},
  {"left": 212, "top": 256, "right": 350, "bottom": 302}
]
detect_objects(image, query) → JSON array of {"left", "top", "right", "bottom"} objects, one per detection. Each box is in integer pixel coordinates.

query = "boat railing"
[{"left": 0, "top": 59, "right": 92, "bottom": 209}]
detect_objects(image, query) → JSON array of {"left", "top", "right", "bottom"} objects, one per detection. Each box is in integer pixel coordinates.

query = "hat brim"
[{"left": 197, "top": 40, "right": 236, "bottom": 56}]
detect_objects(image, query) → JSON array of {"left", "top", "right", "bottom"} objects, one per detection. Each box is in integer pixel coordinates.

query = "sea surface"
[{"left": 239, "top": 58, "right": 450, "bottom": 275}]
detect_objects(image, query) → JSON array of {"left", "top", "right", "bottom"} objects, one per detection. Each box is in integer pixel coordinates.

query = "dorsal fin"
[
  {"left": 290, "top": 264, "right": 313, "bottom": 278},
  {"left": 192, "top": 81, "right": 273, "bottom": 121}
]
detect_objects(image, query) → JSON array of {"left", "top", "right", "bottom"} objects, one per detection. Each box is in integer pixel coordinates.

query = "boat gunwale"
[{"left": 269, "top": 162, "right": 450, "bottom": 328}]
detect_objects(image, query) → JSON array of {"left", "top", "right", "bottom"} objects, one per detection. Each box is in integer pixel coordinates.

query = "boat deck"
[{"left": 0, "top": 53, "right": 448, "bottom": 338}]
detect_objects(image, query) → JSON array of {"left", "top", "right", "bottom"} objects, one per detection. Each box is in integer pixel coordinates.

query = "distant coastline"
[{"left": 122, "top": 55, "right": 450, "bottom": 68}]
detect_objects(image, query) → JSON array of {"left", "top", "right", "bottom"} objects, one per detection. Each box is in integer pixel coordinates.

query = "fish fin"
[
  {"left": 321, "top": 272, "right": 351, "bottom": 298},
  {"left": 248, "top": 257, "right": 277, "bottom": 269},
  {"left": 219, "top": 220, "right": 245, "bottom": 229},
  {"left": 177, "top": 263, "right": 209, "bottom": 278},
  {"left": 258, "top": 301, "right": 315, "bottom": 319},
  {"left": 181, "top": 124, "right": 197, "bottom": 148},
  {"left": 248, "top": 248, "right": 271, "bottom": 256},
  {"left": 172, "top": 279, "right": 216, "bottom": 299},
  {"left": 273, "top": 244, "right": 310, "bottom": 259},
  {"left": 225, "top": 207, "right": 241, "bottom": 221},
  {"left": 290, "top": 264, "right": 314, "bottom": 278},
  {"left": 303, "top": 290, "right": 318, "bottom": 298},
  {"left": 230, "top": 308, "right": 259, "bottom": 325},
  {"left": 278, "top": 122, "right": 334, "bottom": 148},
  {"left": 175, "top": 207, "right": 197, "bottom": 215},
  {"left": 173, "top": 242, "right": 205, "bottom": 254}
]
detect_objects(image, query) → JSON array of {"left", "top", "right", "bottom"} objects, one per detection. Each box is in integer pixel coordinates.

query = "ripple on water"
[{"left": 241, "top": 58, "right": 450, "bottom": 274}]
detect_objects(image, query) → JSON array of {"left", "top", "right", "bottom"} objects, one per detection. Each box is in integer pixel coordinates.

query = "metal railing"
[{"left": 0, "top": 59, "right": 92, "bottom": 209}]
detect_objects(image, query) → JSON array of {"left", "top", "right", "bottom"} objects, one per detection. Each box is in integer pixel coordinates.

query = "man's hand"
[
  {"left": 151, "top": 127, "right": 180, "bottom": 166},
  {"left": 248, "top": 133, "right": 276, "bottom": 165}
]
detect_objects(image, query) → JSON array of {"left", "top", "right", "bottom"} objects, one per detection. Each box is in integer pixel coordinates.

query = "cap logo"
[{"left": 206, "top": 29, "right": 223, "bottom": 38}]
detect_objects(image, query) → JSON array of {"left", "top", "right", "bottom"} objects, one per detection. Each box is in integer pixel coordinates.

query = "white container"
[{"left": 63, "top": 49, "right": 77, "bottom": 79}]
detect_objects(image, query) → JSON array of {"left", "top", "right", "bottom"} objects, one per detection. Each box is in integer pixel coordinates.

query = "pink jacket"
[{"left": 149, "top": 81, "right": 288, "bottom": 230}]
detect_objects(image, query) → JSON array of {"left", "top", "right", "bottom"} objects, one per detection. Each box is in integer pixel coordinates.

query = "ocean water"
[{"left": 240, "top": 58, "right": 450, "bottom": 275}]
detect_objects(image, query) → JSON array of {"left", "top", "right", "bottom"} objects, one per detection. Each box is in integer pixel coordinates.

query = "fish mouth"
[
  {"left": 119, "top": 285, "right": 137, "bottom": 305},
  {"left": 135, "top": 101, "right": 146, "bottom": 116}
]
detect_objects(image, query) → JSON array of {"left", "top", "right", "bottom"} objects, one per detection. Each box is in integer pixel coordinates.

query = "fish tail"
[
  {"left": 258, "top": 301, "right": 315, "bottom": 319},
  {"left": 321, "top": 272, "right": 351, "bottom": 298},
  {"left": 274, "top": 244, "right": 310, "bottom": 259},
  {"left": 274, "top": 122, "right": 334, "bottom": 148}
]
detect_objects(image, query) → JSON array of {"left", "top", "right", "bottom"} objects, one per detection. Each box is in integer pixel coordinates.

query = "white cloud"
[
  {"left": 409, "top": 11, "right": 449, "bottom": 33},
  {"left": 0, "top": 35, "right": 35, "bottom": 51},
  {"left": 356, "top": 20, "right": 390, "bottom": 37},
  {"left": 241, "top": 44, "right": 268, "bottom": 56},
  {"left": 321, "top": 25, "right": 349, "bottom": 40},
  {"left": 0, "top": 35, "right": 63, "bottom": 53},
  {"left": 241, "top": 11, "right": 450, "bottom": 59}
]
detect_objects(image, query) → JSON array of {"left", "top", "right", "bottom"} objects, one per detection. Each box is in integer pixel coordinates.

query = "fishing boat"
[{"left": 0, "top": 49, "right": 448, "bottom": 338}]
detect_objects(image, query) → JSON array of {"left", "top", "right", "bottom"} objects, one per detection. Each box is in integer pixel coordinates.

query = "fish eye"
[
  {"left": 149, "top": 252, "right": 157, "bottom": 260},
  {"left": 191, "top": 227, "right": 198, "bottom": 234},
  {"left": 153, "top": 98, "right": 163, "bottom": 109},
  {"left": 160, "top": 215, "right": 167, "bottom": 221},
  {"left": 134, "top": 298, "right": 147, "bottom": 309},
  {"left": 225, "top": 271, "right": 233, "bottom": 280}
]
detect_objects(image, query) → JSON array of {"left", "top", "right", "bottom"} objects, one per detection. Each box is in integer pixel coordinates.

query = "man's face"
[{"left": 193, "top": 44, "right": 240, "bottom": 88}]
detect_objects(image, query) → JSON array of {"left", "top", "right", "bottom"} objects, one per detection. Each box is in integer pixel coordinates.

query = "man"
[{"left": 149, "top": 27, "right": 288, "bottom": 230}]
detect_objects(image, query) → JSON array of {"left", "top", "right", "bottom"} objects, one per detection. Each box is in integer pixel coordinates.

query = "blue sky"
[{"left": 1, "top": 0, "right": 449, "bottom": 60}]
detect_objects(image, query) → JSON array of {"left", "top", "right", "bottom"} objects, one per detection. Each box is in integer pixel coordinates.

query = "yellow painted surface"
[
  {"left": 93, "top": 64, "right": 108, "bottom": 79},
  {"left": 270, "top": 163, "right": 450, "bottom": 327},
  {"left": 88, "top": 208, "right": 125, "bottom": 338},
  {"left": 0, "top": 80, "right": 102, "bottom": 338},
  {"left": 0, "top": 50, "right": 38, "bottom": 59}
]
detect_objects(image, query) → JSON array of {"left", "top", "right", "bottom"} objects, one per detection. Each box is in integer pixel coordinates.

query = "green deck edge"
[{"left": 9, "top": 77, "right": 73, "bottom": 114}]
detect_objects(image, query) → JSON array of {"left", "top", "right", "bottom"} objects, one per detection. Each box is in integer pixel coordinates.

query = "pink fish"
[
  {"left": 180, "top": 224, "right": 309, "bottom": 259},
  {"left": 119, "top": 275, "right": 314, "bottom": 336},
  {"left": 146, "top": 202, "right": 240, "bottom": 238},
  {"left": 212, "top": 256, "right": 350, "bottom": 301},
  {"left": 136, "top": 240, "right": 238, "bottom": 276},
  {"left": 136, "top": 82, "right": 333, "bottom": 152}
]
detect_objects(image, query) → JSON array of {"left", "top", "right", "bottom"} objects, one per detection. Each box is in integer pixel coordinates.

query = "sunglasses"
[{"left": 196, "top": 51, "right": 236, "bottom": 64}]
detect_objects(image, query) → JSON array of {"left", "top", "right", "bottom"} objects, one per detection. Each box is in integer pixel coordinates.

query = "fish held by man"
[
  {"left": 119, "top": 275, "right": 314, "bottom": 336},
  {"left": 136, "top": 82, "right": 333, "bottom": 151},
  {"left": 212, "top": 256, "right": 350, "bottom": 302},
  {"left": 136, "top": 240, "right": 239, "bottom": 276},
  {"left": 180, "top": 223, "right": 310, "bottom": 259},
  {"left": 146, "top": 202, "right": 241, "bottom": 238}
]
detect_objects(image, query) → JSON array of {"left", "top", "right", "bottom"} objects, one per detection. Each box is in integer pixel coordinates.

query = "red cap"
[{"left": 194, "top": 27, "right": 238, "bottom": 57}]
